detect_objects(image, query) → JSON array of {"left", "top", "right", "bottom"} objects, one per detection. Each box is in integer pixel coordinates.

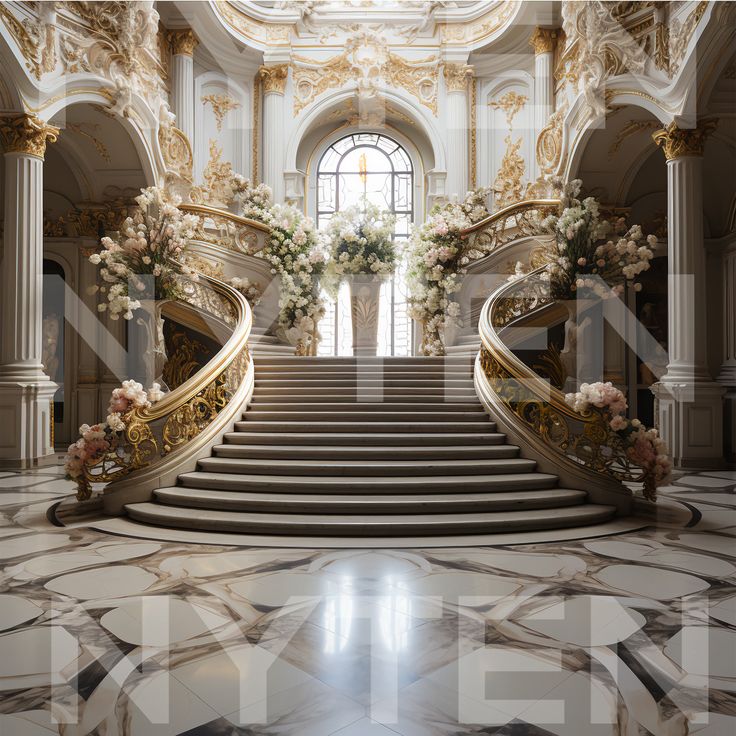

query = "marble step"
[
  {"left": 255, "top": 370, "right": 473, "bottom": 380},
  {"left": 125, "top": 502, "right": 617, "bottom": 536},
  {"left": 178, "top": 470, "right": 559, "bottom": 493},
  {"left": 213, "top": 443, "right": 520, "bottom": 461},
  {"left": 222, "top": 432, "right": 507, "bottom": 446},
  {"left": 196, "top": 456, "right": 536, "bottom": 477},
  {"left": 249, "top": 393, "right": 481, "bottom": 403},
  {"left": 233, "top": 420, "right": 497, "bottom": 433},
  {"left": 253, "top": 357, "right": 473, "bottom": 365},
  {"left": 244, "top": 402, "right": 485, "bottom": 413},
  {"left": 253, "top": 378, "right": 475, "bottom": 388},
  {"left": 242, "top": 410, "right": 487, "bottom": 422},
  {"left": 152, "top": 487, "right": 588, "bottom": 514},
  {"left": 253, "top": 365, "right": 473, "bottom": 374}
]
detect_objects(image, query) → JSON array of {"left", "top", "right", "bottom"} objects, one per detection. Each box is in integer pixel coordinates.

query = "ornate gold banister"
[
  {"left": 179, "top": 203, "right": 270, "bottom": 256},
  {"left": 458, "top": 198, "right": 560, "bottom": 262},
  {"left": 80, "top": 269, "right": 254, "bottom": 510},
  {"left": 475, "top": 266, "right": 636, "bottom": 513}
]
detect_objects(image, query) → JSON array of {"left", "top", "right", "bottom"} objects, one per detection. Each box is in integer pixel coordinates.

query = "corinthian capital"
[
  {"left": 529, "top": 27, "right": 557, "bottom": 54},
  {"left": 0, "top": 114, "right": 59, "bottom": 158},
  {"left": 168, "top": 29, "right": 198, "bottom": 56},
  {"left": 259, "top": 64, "right": 289, "bottom": 95},
  {"left": 652, "top": 119, "right": 718, "bottom": 160},
  {"left": 443, "top": 63, "right": 474, "bottom": 93}
]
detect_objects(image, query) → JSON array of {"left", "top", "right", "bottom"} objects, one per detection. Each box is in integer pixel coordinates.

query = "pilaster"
[
  {"left": 0, "top": 114, "right": 59, "bottom": 466},
  {"left": 650, "top": 120, "right": 724, "bottom": 468},
  {"left": 259, "top": 64, "right": 289, "bottom": 203},
  {"left": 168, "top": 29, "right": 198, "bottom": 145}
]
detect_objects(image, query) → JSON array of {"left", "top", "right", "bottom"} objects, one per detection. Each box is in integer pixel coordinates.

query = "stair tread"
[
  {"left": 126, "top": 502, "right": 617, "bottom": 528},
  {"left": 179, "top": 470, "right": 558, "bottom": 487},
  {"left": 199, "top": 456, "right": 533, "bottom": 470},
  {"left": 154, "top": 486, "right": 587, "bottom": 510}
]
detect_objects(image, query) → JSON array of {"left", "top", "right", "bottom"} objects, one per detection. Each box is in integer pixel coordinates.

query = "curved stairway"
[{"left": 124, "top": 356, "right": 617, "bottom": 537}]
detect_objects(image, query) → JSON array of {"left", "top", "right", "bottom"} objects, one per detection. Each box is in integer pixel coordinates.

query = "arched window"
[{"left": 316, "top": 133, "right": 414, "bottom": 356}]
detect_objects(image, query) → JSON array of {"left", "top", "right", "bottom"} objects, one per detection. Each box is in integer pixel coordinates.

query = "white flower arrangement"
[
  {"left": 406, "top": 187, "right": 490, "bottom": 355},
  {"left": 564, "top": 381, "right": 671, "bottom": 501},
  {"left": 64, "top": 380, "right": 165, "bottom": 496},
  {"left": 89, "top": 187, "right": 199, "bottom": 320},
  {"left": 322, "top": 200, "right": 397, "bottom": 296},
  {"left": 537, "top": 180, "right": 657, "bottom": 299},
  {"left": 254, "top": 201, "right": 328, "bottom": 341}
]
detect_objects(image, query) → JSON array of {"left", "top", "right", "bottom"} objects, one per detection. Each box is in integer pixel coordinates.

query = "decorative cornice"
[
  {"left": 0, "top": 114, "right": 59, "bottom": 158},
  {"left": 529, "top": 27, "right": 557, "bottom": 55},
  {"left": 168, "top": 29, "right": 198, "bottom": 56},
  {"left": 443, "top": 63, "right": 473, "bottom": 93},
  {"left": 259, "top": 64, "right": 289, "bottom": 95},
  {"left": 652, "top": 119, "right": 718, "bottom": 160}
]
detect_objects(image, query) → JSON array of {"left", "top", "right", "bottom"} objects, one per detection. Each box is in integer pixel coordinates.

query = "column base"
[
  {"left": 651, "top": 380, "right": 726, "bottom": 469},
  {"left": 0, "top": 380, "right": 57, "bottom": 468}
]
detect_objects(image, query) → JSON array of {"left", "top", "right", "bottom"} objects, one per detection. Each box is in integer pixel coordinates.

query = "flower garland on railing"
[
  {"left": 88, "top": 187, "right": 200, "bottom": 320},
  {"left": 564, "top": 381, "right": 671, "bottom": 501},
  {"left": 64, "top": 380, "right": 164, "bottom": 499},
  {"left": 536, "top": 179, "right": 657, "bottom": 299},
  {"left": 235, "top": 186, "right": 327, "bottom": 349},
  {"left": 406, "top": 187, "right": 490, "bottom": 355},
  {"left": 321, "top": 200, "right": 397, "bottom": 295}
]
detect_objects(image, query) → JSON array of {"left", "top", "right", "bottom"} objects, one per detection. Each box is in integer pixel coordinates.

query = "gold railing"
[
  {"left": 179, "top": 203, "right": 270, "bottom": 256},
  {"left": 476, "top": 266, "right": 641, "bottom": 503},
  {"left": 77, "top": 271, "right": 252, "bottom": 500},
  {"left": 459, "top": 198, "right": 560, "bottom": 263}
]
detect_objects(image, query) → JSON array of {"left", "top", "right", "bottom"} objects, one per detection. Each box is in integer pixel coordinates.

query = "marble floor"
[{"left": 0, "top": 464, "right": 734, "bottom": 735}]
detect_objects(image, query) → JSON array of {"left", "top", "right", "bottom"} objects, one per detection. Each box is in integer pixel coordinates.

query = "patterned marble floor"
[{"left": 0, "top": 464, "right": 734, "bottom": 735}]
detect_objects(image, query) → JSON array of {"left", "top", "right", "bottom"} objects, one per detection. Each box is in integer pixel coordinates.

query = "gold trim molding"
[
  {"left": 0, "top": 114, "right": 59, "bottom": 158},
  {"left": 168, "top": 29, "right": 199, "bottom": 56},
  {"left": 202, "top": 93, "right": 241, "bottom": 131},
  {"left": 652, "top": 119, "right": 718, "bottom": 160},
  {"left": 259, "top": 64, "right": 289, "bottom": 95}
]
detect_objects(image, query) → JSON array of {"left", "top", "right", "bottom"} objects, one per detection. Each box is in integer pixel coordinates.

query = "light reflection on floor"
[{"left": 0, "top": 464, "right": 734, "bottom": 735}]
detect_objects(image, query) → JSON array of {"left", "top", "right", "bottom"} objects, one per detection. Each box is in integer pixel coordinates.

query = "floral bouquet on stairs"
[{"left": 322, "top": 200, "right": 397, "bottom": 356}]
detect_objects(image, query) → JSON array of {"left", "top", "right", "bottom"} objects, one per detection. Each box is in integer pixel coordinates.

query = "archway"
[{"left": 314, "top": 132, "right": 416, "bottom": 356}]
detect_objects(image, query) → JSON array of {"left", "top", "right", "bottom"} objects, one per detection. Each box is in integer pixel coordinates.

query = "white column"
[
  {"left": 168, "top": 29, "right": 197, "bottom": 144},
  {"left": 259, "top": 64, "right": 289, "bottom": 203},
  {"left": 0, "top": 114, "right": 59, "bottom": 467},
  {"left": 530, "top": 28, "right": 556, "bottom": 177},
  {"left": 443, "top": 63, "right": 473, "bottom": 201},
  {"left": 719, "top": 244, "right": 736, "bottom": 462},
  {"left": 651, "top": 121, "right": 725, "bottom": 468}
]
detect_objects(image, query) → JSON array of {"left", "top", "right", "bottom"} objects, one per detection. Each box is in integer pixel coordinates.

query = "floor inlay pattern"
[{"left": 0, "top": 465, "right": 734, "bottom": 735}]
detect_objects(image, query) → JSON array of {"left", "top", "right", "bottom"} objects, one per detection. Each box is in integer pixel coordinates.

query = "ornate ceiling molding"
[{"left": 290, "top": 32, "right": 440, "bottom": 116}]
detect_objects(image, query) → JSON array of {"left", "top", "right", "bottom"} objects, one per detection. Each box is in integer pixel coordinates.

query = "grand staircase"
[{"left": 125, "top": 356, "right": 617, "bottom": 537}]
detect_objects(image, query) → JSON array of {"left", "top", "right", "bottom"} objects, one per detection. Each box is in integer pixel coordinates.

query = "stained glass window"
[{"left": 316, "top": 133, "right": 415, "bottom": 356}]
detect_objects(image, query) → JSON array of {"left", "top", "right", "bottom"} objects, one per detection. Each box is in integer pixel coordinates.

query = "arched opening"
[{"left": 316, "top": 132, "right": 415, "bottom": 356}]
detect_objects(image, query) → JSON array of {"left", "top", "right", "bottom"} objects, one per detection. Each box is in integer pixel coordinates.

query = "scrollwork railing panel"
[
  {"left": 76, "top": 271, "right": 252, "bottom": 501},
  {"left": 459, "top": 199, "right": 560, "bottom": 264},
  {"left": 478, "top": 266, "right": 647, "bottom": 498},
  {"left": 179, "top": 203, "right": 269, "bottom": 256}
]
